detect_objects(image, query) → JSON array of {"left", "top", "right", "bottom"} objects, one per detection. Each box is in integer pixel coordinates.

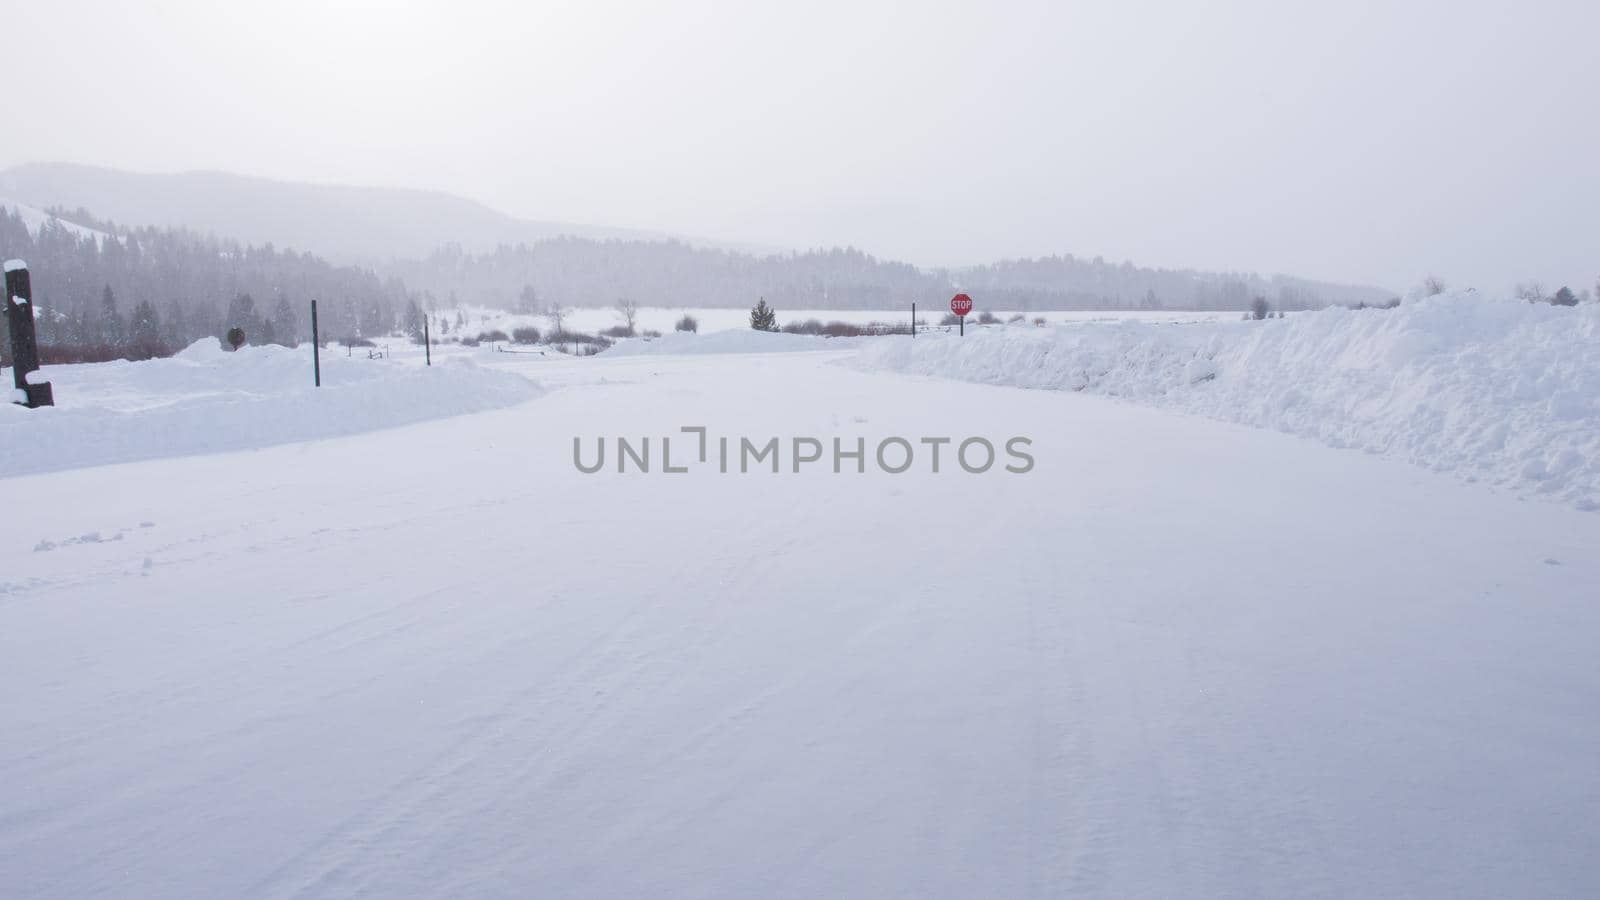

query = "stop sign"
[{"left": 950, "top": 294, "right": 973, "bottom": 317}]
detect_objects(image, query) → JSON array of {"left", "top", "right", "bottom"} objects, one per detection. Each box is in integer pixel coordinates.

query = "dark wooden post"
[
  {"left": 423, "top": 317, "right": 431, "bottom": 366},
  {"left": 310, "top": 299, "right": 321, "bottom": 387},
  {"left": 911, "top": 302, "right": 916, "bottom": 338},
  {"left": 5, "top": 260, "right": 54, "bottom": 407}
]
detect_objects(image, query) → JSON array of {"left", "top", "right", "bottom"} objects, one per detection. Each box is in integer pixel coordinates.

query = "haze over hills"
[
  {"left": 1, "top": 162, "right": 1396, "bottom": 323},
  {"left": 0, "top": 162, "right": 676, "bottom": 263}
]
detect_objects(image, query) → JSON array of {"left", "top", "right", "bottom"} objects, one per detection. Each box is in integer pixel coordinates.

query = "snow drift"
[
  {"left": 858, "top": 292, "right": 1600, "bottom": 509},
  {"left": 0, "top": 340, "right": 541, "bottom": 477}
]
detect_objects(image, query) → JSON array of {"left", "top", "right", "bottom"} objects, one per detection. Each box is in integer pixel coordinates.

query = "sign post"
[
  {"left": 310, "top": 299, "right": 322, "bottom": 387},
  {"left": 950, "top": 293, "right": 973, "bottom": 336},
  {"left": 5, "top": 260, "right": 54, "bottom": 408}
]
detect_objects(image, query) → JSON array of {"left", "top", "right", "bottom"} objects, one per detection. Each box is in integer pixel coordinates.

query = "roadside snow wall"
[{"left": 857, "top": 292, "right": 1600, "bottom": 509}]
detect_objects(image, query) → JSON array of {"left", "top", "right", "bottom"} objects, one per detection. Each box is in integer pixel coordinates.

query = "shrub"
[
  {"left": 511, "top": 326, "right": 542, "bottom": 344},
  {"left": 546, "top": 330, "right": 613, "bottom": 349},
  {"left": 675, "top": 314, "right": 698, "bottom": 333},
  {"left": 782, "top": 318, "right": 825, "bottom": 335},
  {"left": 37, "top": 342, "right": 142, "bottom": 364},
  {"left": 778, "top": 319, "right": 908, "bottom": 337},
  {"left": 478, "top": 329, "right": 509, "bottom": 343},
  {"left": 641, "top": 329, "right": 662, "bottom": 338},
  {"left": 1007, "top": 313, "right": 1026, "bottom": 324},
  {"left": 226, "top": 327, "right": 246, "bottom": 350},
  {"left": 940, "top": 313, "right": 961, "bottom": 326},
  {"left": 976, "top": 311, "right": 1000, "bottom": 324},
  {"left": 1249, "top": 297, "right": 1270, "bottom": 320},
  {"left": 600, "top": 324, "right": 636, "bottom": 338},
  {"left": 340, "top": 336, "right": 376, "bottom": 348}
]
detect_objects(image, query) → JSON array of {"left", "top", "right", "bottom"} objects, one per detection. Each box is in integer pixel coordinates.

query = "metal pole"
[
  {"left": 959, "top": 315, "right": 964, "bottom": 337},
  {"left": 423, "top": 316, "right": 431, "bottom": 366},
  {"left": 310, "top": 299, "right": 321, "bottom": 387},
  {"left": 911, "top": 302, "right": 915, "bottom": 337},
  {"left": 4, "top": 260, "right": 54, "bottom": 407}
]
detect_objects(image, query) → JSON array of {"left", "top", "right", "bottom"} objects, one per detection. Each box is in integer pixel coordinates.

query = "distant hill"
[
  {"left": 0, "top": 162, "right": 671, "bottom": 263},
  {"left": 1, "top": 163, "right": 1396, "bottom": 314}
]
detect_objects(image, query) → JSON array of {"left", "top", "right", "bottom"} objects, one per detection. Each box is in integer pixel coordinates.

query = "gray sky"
[{"left": 6, "top": 0, "right": 1597, "bottom": 293}]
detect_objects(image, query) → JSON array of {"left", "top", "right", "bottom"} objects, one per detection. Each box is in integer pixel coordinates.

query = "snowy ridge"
[
  {"left": 857, "top": 292, "right": 1600, "bottom": 508},
  {"left": 1, "top": 199, "right": 118, "bottom": 246},
  {"left": 0, "top": 340, "right": 540, "bottom": 477}
]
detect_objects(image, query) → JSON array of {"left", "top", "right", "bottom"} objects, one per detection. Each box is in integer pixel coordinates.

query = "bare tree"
[
  {"left": 1423, "top": 276, "right": 1447, "bottom": 296},
  {"left": 1249, "top": 296, "right": 1270, "bottom": 320},
  {"left": 615, "top": 297, "right": 638, "bottom": 335},
  {"left": 1515, "top": 281, "right": 1547, "bottom": 304},
  {"left": 545, "top": 303, "right": 566, "bottom": 336}
]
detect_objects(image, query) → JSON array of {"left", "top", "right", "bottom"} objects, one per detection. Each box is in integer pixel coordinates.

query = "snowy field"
[{"left": 3, "top": 296, "right": 1599, "bottom": 898}]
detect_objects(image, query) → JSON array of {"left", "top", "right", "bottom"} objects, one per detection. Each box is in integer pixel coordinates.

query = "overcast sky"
[{"left": 6, "top": 0, "right": 1597, "bottom": 293}]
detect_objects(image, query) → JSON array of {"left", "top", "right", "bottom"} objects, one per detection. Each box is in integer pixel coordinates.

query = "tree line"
[
  {"left": 381, "top": 239, "right": 1394, "bottom": 313},
  {"left": 0, "top": 207, "right": 411, "bottom": 362},
  {"left": 0, "top": 202, "right": 1452, "bottom": 365}
]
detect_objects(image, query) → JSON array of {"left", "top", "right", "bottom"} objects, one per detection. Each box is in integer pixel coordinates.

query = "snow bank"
[
  {"left": 858, "top": 293, "right": 1600, "bottom": 508},
  {"left": 0, "top": 340, "right": 541, "bottom": 477},
  {"left": 603, "top": 328, "right": 848, "bottom": 356}
]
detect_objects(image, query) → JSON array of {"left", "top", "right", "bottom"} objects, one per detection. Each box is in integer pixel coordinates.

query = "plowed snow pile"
[
  {"left": 859, "top": 292, "right": 1600, "bottom": 508},
  {"left": 0, "top": 340, "right": 540, "bottom": 477}
]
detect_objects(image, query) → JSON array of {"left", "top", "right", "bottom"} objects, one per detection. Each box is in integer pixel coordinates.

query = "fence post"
[
  {"left": 911, "top": 302, "right": 916, "bottom": 338},
  {"left": 4, "top": 260, "right": 54, "bottom": 408},
  {"left": 310, "top": 299, "right": 321, "bottom": 387},
  {"left": 423, "top": 317, "right": 431, "bottom": 366}
]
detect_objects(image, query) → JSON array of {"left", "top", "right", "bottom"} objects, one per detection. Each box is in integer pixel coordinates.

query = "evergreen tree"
[
  {"left": 402, "top": 299, "right": 424, "bottom": 338},
  {"left": 163, "top": 301, "right": 190, "bottom": 349},
  {"left": 99, "top": 284, "right": 124, "bottom": 346},
  {"left": 1551, "top": 286, "right": 1578, "bottom": 307},
  {"left": 35, "top": 292, "right": 56, "bottom": 345},
  {"left": 517, "top": 284, "right": 539, "bottom": 314},
  {"left": 129, "top": 299, "right": 161, "bottom": 354},
  {"left": 269, "top": 295, "right": 298, "bottom": 345},
  {"left": 226, "top": 293, "right": 260, "bottom": 343},
  {"left": 750, "top": 297, "right": 777, "bottom": 331}
]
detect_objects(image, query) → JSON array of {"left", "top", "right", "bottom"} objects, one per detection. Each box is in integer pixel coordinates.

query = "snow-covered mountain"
[
  {"left": 0, "top": 195, "right": 118, "bottom": 246},
  {"left": 0, "top": 162, "right": 671, "bottom": 263}
]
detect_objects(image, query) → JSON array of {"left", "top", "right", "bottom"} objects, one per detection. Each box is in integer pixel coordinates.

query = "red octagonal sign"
[{"left": 950, "top": 293, "right": 973, "bottom": 317}]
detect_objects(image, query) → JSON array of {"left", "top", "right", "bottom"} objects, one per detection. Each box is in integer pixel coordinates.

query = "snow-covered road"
[{"left": 4, "top": 350, "right": 1598, "bottom": 898}]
